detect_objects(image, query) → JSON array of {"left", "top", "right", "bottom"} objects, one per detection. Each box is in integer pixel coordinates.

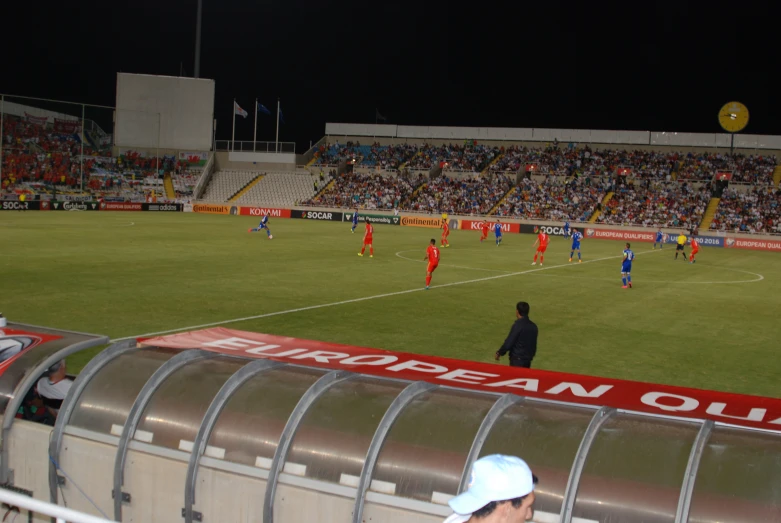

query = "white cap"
[{"left": 447, "top": 455, "right": 536, "bottom": 518}]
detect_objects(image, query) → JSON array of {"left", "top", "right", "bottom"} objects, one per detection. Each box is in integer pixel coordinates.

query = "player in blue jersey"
[
  {"left": 563, "top": 220, "right": 571, "bottom": 239},
  {"left": 621, "top": 242, "right": 634, "bottom": 289},
  {"left": 569, "top": 229, "right": 583, "bottom": 263},
  {"left": 494, "top": 220, "right": 503, "bottom": 246},
  {"left": 653, "top": 228, "right": 664, "bottom": 249},
  {"left": 351, "top": 209, "right": 359, "bottom": 233},
  {"left": 248, "top": 214, "right": 272, "bottom": 239}
]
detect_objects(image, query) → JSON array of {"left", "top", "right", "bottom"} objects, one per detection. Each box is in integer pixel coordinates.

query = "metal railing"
[
  {"left": 192, "top": 151, "right": 215, "bottom": 200},
  {"left": 0, "top": 488, "right": 116, "bottom": 523},
  {"left": 214, "top": 140, "right": 296, "bottom": 153}
]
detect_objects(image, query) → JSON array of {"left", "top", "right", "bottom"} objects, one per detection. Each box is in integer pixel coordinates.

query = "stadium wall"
[
  {"left": 213, "top": 152, "right": 300, "bottom": 172},
  {"left": 115, "top": 73, "right": 215, "bottom": 151},
  {"left": 324, "top": 123, "right": 781, "bottom": 151}
]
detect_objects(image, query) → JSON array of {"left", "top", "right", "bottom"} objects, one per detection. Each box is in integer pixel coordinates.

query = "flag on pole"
[
  {"left": 234, "top": 101, "right": 248, "bottom": 118},
  {"left": 376, "top": 109, "right": 387, "bottom": 122},
  {"left": 257, "top": 103, "right": 271, "bottom": 115},
  {"left": 278, "top": 106, "right": 286, "bottom": 125}
]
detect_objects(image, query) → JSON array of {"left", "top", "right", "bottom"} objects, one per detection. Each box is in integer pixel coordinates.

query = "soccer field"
[{"left": 2, "top": 212, "right": 779, "bottom": 398}]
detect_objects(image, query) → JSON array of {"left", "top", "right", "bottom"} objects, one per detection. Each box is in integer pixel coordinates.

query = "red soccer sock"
[
  {"left": 540, "top": 255, "right": 544, "bottom": 263},
  {"left": 533, "top": 254, "right": 538, "bottom": 262},
  {"left": 361, "top": 247, "right": 365, "bottom": 254},
  {"left": 370, "top": 246, "right": 374, "bottom": 255},
  {"left": 426, "top": 275, "right": 432, "bottom": 286}
]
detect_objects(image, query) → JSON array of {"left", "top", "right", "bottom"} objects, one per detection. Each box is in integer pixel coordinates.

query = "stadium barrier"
[
  {"left": 341, "top": 211, "right": 400, "bottom": 225},
  {"left": 0, "top": 201, "right": 183, "bottom": 212},
  {"left": 5, "top": 200, "right": 781, "bottom": 251},
  {"left": 238, "top": 207, "right": 291, "bottom": 218},
  {"left": 399, "top": 216, "right": 442, "bottom": 228},
  {"left": 291, "top": 209, "right": 344, "bottom": 221}
]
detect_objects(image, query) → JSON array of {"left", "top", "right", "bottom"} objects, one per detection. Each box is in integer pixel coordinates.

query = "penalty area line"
[{"left": 112, "top": 249, "right": 661, "bottom": 342}]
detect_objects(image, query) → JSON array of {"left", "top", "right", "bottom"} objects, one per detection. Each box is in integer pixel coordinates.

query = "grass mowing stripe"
[{"left": 114, "top": 249, "right": 661, "bottom": 342}]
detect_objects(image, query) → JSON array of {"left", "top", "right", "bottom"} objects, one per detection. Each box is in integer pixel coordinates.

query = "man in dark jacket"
[{"left": 495, "top": 302, "right": 538, "bottom": 368}]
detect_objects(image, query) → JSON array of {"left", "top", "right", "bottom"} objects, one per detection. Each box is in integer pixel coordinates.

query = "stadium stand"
[
  {"left": 406, "top": 143, "right": 499, "bottom": 172},
  {"left": 495, "top": 177, "right": 605, "bottom": 222},
  {"left": 233, "top": 171, "right": 327, "bottom": 207},
  {"left": 5, "top": 115, "right": 779, "bottom": 229},
  {"left": 313, "top": 142, "right": 359, "bottom": 165},
  {"left": 200, "top": 170, "right": 260, "bottom": 202},
  {"left": 709, "top": 186, "right": 781, "bottom": 233},
  {"left": 597, "top": 180, "right": 712, "bottom": 228},
  {"left": 405, "top": 174, "right": 513, "bottom": 214},
  {"left": 359, "top": 143, "right": 418, "bottom": 169},
  {"left": 303, "top": 172, "right": 426, "bottom": 210},
  {"left": 2, "top": 114, "right": 201, "bottom": 201},
  {"left": 676, "top": 152, "right": 777, "bottom": 183}
]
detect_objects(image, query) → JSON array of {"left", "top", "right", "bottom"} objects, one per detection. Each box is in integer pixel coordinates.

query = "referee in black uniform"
[{"left": 495, "top": 302, "right": 539, "bottom": 368}]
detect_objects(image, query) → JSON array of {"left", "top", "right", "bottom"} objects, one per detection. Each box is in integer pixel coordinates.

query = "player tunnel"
[{"left": 1, "top": 325, "right": 780, "bottom": 523}]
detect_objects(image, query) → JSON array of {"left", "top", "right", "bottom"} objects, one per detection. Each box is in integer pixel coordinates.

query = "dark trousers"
[{"left": 509, "top": 359, "right": 531, "bottom": 368}]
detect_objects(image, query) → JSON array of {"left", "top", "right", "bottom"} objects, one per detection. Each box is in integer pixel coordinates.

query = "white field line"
[{"left": 112, "top": 249, "right": 661, "bottom": 342}]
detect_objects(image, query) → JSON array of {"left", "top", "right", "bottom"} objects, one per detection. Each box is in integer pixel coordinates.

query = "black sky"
[{"left": 3, "top": 0, "right": 779, "bottom": 151}]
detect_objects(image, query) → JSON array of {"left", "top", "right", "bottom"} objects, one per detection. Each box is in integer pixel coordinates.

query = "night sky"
[{"left": 3, "top": 1, "right": 779, "bottom": 151}]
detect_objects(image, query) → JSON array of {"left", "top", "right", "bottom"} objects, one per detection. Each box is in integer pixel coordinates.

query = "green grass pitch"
[{"left": 2, "top": 212, "right": 779, "bottom": 398}]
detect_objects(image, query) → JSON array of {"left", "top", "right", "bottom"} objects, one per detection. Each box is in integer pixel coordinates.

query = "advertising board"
[{"left": 141, "top": 327, "right": 781, "bottom": 433}]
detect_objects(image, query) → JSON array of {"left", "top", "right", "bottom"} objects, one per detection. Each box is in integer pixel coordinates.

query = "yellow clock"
[{"left": 718, "top": 102, "right": 749, "bottom": 133}]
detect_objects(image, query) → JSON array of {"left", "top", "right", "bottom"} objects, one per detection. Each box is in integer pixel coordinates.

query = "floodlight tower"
[{"left": 194, "top": 0, "right": 203, "bottom": 78}]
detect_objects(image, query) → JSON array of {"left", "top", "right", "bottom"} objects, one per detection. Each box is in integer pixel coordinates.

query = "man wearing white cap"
[{"left": 444, "top": 454, "right": 537, "bottom": 523}]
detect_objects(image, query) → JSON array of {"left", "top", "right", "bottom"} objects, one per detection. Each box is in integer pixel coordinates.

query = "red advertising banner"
[
  {"left": 53, "top": 119, "right": 81, "bottom": 133},
  {"left": 460, "top": 220, "right": 520, "bottom": 233},
  {"left": 584, "top": 228, "right": 656, "bottom": 242},
  {"left": 725, "top": 237, "right": 781, "bottom": 251},
  {"left": 100, "top": 202, "right": 143, "bottom": 211},
  {"left": 238, "top": 207, "right": 292, "bottom": 218},
  {"left": 24, "top": 113, "right": 49, "bottom": 126},
  {"left": 715, "top": 172, "right": 733, "bottom": 181},
  {"left": 140, "top": 328, "right": 781, "bottom": 432},
  {"left": 0, "top": 328, "right": 62, "bottom": 376}
]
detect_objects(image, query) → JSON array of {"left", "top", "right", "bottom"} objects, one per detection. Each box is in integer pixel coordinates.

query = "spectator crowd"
[
  {"left": 710, "top": 187, "right": 781, "bottom": 234},
  {"left": 5, "top": 118, "right": 781, "bottom": 234},
  {"left": 302, "top": 172, "right": 426, "bottom": 210},
  {"left": 2, "top": 114, "right": 202, "bottom": 202},
  {"left": 598, "top": 180, "right": 712, "bottom": 228}
]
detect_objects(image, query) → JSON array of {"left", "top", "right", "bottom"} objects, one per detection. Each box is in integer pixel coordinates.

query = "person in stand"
[
  {"left": 495, "top": 302, "right": 538, "bottom": 368},
  {"left": 443, "top": 454, "right": 538, "bottom": 523}
]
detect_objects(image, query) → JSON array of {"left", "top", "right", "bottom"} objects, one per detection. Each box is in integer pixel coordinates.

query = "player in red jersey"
[
  {"left": 480, "top": 220, "right": 490, "bottom": 242},
  {"left": 424, "top": 239, "right": 440, "bottom": 290},
  {"left": 531, "top": 231, "right": 549, "bottom": 266},
  {"left": 689, "top": 237, "right": 699, "bottom": 263},
  {"left": 440, "top": 219, "right": 450, "bottom": 248},
  {"left": 358, "top": 222, "right": 374, "bottom": 258}
]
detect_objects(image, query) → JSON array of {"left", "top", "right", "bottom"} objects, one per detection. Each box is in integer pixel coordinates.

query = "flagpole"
[
  {"left": 253, "top": 99, "right": 258, "bottom": 152},
  {"left": 275, "top": 98, "right": 280, "bottom": 153},
  {"left": 231, "top": 99, "right": 236, "bottom": 152}
]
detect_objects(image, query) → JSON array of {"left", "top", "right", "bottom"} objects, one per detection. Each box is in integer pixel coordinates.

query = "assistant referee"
[{"left": 495, "top": 302, "right": 539, "bottom": 368}]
